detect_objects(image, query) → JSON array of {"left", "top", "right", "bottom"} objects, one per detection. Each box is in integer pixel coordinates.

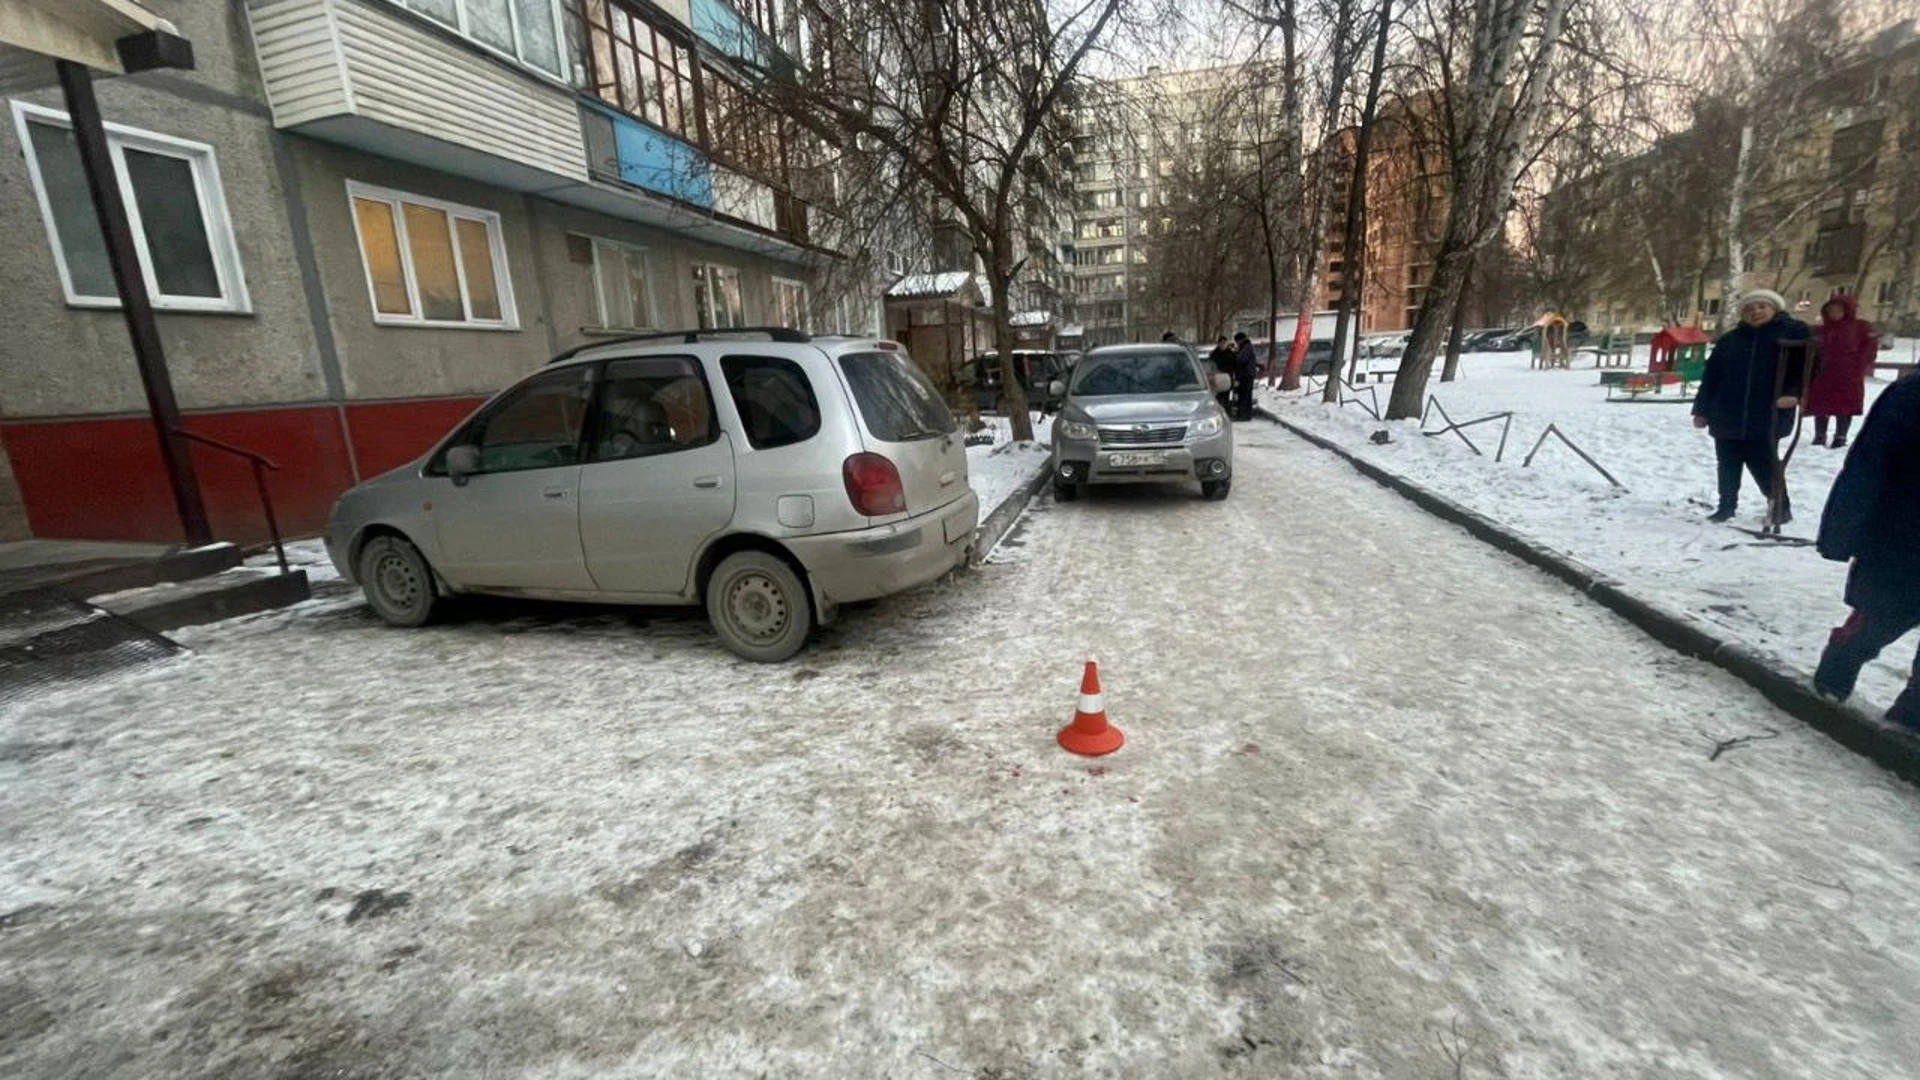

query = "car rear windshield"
[
  {"left": 839, "top": 351, "right": 957, "bottom": 441},
  {"left": 1070, "top": 352, "right": 1203, "bottom": 396}
]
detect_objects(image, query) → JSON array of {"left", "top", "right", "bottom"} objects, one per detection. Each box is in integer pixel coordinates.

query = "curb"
[
  {"left": 1259, "top": 406, "right": 1920, "bottom": 787},
  {"left": 971, "top": 455, "right": 1052, "bottom": 567}
]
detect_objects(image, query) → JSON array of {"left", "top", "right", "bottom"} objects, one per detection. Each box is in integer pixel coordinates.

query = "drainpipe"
[{"left": 58, "top": 51, "right": 211, "bottom": 546}]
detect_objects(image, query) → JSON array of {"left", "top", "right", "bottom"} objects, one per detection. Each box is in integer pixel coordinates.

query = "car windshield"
[{"left": 1070, "top": 352, "right": 1203, "bottom": 396}]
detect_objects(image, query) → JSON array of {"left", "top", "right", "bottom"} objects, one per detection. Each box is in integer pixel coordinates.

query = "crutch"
[{"left": 1764, "top": 340, "right": 1819, "bottom": 534}]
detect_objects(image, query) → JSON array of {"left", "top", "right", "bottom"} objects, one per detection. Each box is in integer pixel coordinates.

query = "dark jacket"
[
  {"left": 1818, "top": 374, "right": 1920, "bottom": 612},
  {"left": 1691, "top": 312, "right": 1813, "bottom": 440},
  {"left": 1808, "top": 293, "right": 1877, "bottom": 417},
  {"left": 1234, "top": 340, "right": 1257, "bottom": 376}
]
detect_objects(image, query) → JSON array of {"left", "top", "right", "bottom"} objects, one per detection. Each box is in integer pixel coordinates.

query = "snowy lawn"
[
  {"left": 965, "top": 412, "right": 1054, "bottom": 525},
  {"left": 3, "top": 441, "right": 1918, "bottom": 1078},
  {"left": 1262, "top": 345, "right": 1920, "bottom": 716}
]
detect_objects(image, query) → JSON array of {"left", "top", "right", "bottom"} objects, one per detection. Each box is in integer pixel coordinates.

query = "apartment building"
[
  {"left": 0, "top": 0, "right": 856, "bottom": 543},
  {"left": 1314, "top": 96, "right": 1452, "bottom": 334},
  {"left": 1064, "top": 66, "right": 1246, "bottom": 347},
  {"left": 1540, "top": 22, "right": 1917, "bottom": 331}
]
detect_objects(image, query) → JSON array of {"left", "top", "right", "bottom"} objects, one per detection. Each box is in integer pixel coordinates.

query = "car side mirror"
[
  {"left": 1211, "top": 372, "right": 1233, "bottom": 393},
  {"left": 445, "top": 444, "right": 481, "bottom": 486},
  {"left": 1048, "top": 380, "right": 1066, "bottom": 398}
]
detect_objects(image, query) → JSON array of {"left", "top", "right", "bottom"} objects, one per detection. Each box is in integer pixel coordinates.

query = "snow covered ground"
[
  {"left": 4, "top": 440, "right": 1918, "bottom": 1078},
  {"left": 965, "top": 412, "right": 1054, "bottom": 525},
  {"left": 1262, "top": 346, "right": 1920, "bottom": 716}
]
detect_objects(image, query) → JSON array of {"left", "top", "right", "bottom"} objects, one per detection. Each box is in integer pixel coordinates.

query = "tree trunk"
[
  {"left": 1642, "top": 235, "right": 1669, "bottom": 322},
  {"left": 1386, "top": 236, "right": 1475, "bottom": 418},
  {"left": 1262, "top": 191, "right": 1283, "bottom": 388},
  {"left": 1326, "top": 0, "right": 1393, "bottom": 404},
  {"left": 1441, "top": 251, "right": 1476, "bottom": 381},
  {"left": 1719, "top": 119, "right": 1756, "bottom": 329},
  {"left": 986, "top": 249, "right": 1033, "bottom": 443}
]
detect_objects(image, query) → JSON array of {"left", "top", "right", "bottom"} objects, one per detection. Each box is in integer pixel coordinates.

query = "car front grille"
[{"left": 1099, "top": 425, "right": 1186, "bottom": 446}]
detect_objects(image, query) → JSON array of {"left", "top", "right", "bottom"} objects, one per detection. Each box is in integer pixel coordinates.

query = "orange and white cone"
[{"left": 1058, "top": 660, "right": 1125, "bottom": 756}]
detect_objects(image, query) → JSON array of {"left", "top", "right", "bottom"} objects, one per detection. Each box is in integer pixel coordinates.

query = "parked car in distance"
[
  {"left": 326, "top": 329, "right": 979, "bottom": 663},
  {"left": 1048, "top": 344, "right": 1235, "bottom": 502},
  {"left": 967, "top": 350, "right": 1070, "bottom": 415}
]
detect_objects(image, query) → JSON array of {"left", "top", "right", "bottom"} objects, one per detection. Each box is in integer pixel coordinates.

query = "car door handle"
[
  {"left": 939, "top": 470, "right": 958, "bottom": 486},
  {"left": 693, "top": 476, "right": 722, "bottom": 489},
  {"left": 543, "top": 488, "right": 569, "bottom": 499}
]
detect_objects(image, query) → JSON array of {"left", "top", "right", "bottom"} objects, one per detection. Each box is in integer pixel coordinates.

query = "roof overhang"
[{"left": 0, "top": 0, "right": 187, "bottom": 93}]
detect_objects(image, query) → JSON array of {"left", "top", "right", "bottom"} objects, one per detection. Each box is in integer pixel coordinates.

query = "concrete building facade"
[{"left": 0, "top": 0, "right": 851, "bottom": 543}]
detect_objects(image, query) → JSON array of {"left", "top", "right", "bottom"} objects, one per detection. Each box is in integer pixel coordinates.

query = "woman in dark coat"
[
  {"left": 1807, "top": 292, "right": 1878, "bottom": 448},
  {"left": 1814, "top": 371, "right": 1920, "bottom": 730},
  {"left": 1690, "top": 289, "right": 1813, "bottom": 523}
]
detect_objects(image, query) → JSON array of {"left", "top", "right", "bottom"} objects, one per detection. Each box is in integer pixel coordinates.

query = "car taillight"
[{"left": 843, "top": 453, "right": 906, "bottom": 516}]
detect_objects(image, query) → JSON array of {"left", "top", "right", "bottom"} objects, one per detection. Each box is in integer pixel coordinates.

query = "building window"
[
  {"left": 692, "top": 263, "right": 744, "bottom": 328},
  {"left": 12, "top": 102, "right": 249, "bottom": 313},
  {"left": 773, "top": 277, "right": 808, "bottom": 330},
  {"left": 584, "top": 236, "right": 659, "bottom": 330},
  {"left": 576, "top": 0, "right": 697, "bottom": 139},
  {"left": 1767, "top": 248, "right": 1788, "bottom": 270},
  {"left": 704, "top": 69, "right": 785, "bottom": 181},
  {"left": 1876, "top": 280, "right": 1898, "bottom": 306},
  {"left": 388, "top": 0, "right": 565, "bottom": 77},
  {"left": 347, "top": 182, "right": 515, "bottom": 328}
]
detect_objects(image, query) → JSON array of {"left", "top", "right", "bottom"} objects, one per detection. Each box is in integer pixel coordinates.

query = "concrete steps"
[{"left": 0, "top": 543, "right": 313, "bottom": 702}]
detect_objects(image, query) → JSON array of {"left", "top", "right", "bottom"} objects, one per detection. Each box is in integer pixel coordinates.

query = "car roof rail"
[{"left": 548, "top": 326, "right": 813, "bottom": 364}]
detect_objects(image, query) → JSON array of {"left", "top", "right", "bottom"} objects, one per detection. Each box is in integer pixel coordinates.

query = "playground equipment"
[
  {"left": 1600, "top": 324, "right": 1711, "bottom": 402},
  {"left": 1530, "top": 313, "right": 1573, "bottom": 370}
]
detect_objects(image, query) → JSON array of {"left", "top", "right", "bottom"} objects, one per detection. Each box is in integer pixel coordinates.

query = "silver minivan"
[{"left": 325, "top": 330, "right": 979, "bottom": 662}]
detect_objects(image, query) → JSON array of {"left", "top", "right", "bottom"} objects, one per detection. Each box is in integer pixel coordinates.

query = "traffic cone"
[{"left": 1058, "top": 660, "right": 1124, "bottom": 756}]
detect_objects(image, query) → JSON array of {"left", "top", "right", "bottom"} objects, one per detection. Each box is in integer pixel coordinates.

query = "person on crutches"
[{"left": 1691, "top": 290, "right": 1813, "bottom": 525}]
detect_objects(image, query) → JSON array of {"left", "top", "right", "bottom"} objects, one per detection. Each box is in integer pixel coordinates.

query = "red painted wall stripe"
[{"left": 0, "top": 395, "right": 488, "bottom": 544}]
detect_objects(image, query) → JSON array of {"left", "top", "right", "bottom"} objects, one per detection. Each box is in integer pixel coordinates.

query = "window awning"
[{"left": 0, "top": 0, "right": 178, "bottom": 92}]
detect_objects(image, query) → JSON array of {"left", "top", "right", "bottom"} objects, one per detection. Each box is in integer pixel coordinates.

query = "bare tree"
[
  {"left": 1324, "top": 0, "right": 1396, "bottom": 402},
  {"left": 1384, "top": 0, "right": 1573, "bottom": 419},
  {"left": 737, "top": 0, "right": 1135, "bottom": 442}
]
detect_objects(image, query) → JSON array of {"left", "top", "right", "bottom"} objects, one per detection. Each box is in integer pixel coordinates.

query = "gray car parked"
[
  {"left": 325, "top": 329, "right": 979, "bottom": 662},
  {"left": 1047, "top": 344, "right": 1236, "bottom": 502}
]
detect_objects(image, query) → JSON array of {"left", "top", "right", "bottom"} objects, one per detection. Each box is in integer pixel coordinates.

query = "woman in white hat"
[{"left": 1690, "top": 289, "right": 1813, "bottom": 523}]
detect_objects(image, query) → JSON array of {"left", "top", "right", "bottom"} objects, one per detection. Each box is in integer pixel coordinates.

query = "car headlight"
[
  {"left": 1190, "top": 413, "right": 1224, "bottom": 438},
  {"left": 1060, "top": 420, "right": 1098, "bottom": 441}
]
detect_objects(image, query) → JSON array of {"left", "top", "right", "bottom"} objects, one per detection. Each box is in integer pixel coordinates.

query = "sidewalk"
[{"left": 1260, "top": 348, "right": 1917, "bottom": 718}]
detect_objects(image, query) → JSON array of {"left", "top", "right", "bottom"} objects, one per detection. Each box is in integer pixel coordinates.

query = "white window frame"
[
  {"left": 386, "top": 0, "right": 571, "bottom": 81},
  {"left": 11, "top": 101, "right": 250, "bottom": 314},
  {"left": 692, "top": 263, "right": 744, "bottom": 329},
  {"left": 345, "top": 180, "right": 519, "bottom": 330},
  {"left": 585, "top": 235, "right": 660, "bottom": 331},
  {"left": 772, "top": 276, "right": 809, "bottom": 331}
]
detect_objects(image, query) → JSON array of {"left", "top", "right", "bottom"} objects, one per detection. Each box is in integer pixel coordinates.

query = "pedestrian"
[
  {"left": 1690, "top": 289, "right": 1812, "bottom": 524},
  {"left": 1206, "top": 336, "right": 1236, "bottom": 411},
  {"left": 1813, "top": 370, "right": 1920, "bottom": 730},
  {"left": 1808, "top": 292, "right": 1878, "bottom": 449},
  {"left": 1232, "top": 332, "right": 1258, "bottom": 421}
]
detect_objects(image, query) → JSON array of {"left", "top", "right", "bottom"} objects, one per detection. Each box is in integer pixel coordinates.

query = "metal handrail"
[{"left": 172, "top": 428, "right": 288, "bottom": 574}]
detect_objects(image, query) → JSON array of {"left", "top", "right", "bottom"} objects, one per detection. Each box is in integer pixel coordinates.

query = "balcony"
[
  {"left": 245, "top": 0, "right": 818, "bottom": 258},
  {"left": 245, "top": 0, "right": 590, "bottom": 187}
]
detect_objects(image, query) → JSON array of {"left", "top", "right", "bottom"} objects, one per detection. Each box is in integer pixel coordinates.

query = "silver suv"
[
  {"left": 325, "top": 329, "right": 979, "bottom": 662},
  {"left": 1048, "top": 344, "right": 1236, "bottom": 501}
]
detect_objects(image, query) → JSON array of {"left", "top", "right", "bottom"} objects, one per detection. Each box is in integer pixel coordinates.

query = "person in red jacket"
[{"left": 1808, "top": 293, "right": 1878, "bottom": 448}]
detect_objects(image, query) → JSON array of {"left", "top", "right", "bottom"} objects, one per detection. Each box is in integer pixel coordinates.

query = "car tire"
[
  {"left": 707, "top": 551, "right": 813, "bottom": 663},
  {"left": 1202, "top": 479, "right": 1232, "bottom": 501},
  {"left": 358, "top": 533, "right": 439, "bottom": 627},
  {"left": 1053, "top": 481, "right": 1080, "bottom": 502}
]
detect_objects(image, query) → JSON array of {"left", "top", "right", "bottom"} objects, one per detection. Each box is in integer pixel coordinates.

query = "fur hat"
[{"left": 1737, "top": 289, "right": 1788, "bottom": 313}]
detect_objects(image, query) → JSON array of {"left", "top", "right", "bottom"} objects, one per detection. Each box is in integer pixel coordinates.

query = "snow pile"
[
  {"left": 1262, "top": 348, "right": 1917, "bottom": 713},
  {"left": 966, "top": 413, "right": 1054, "bottom": 525}
]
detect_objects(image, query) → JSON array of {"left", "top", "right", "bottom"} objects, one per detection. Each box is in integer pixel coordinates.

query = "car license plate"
[{"left": 1108, "top": 452, "right": 1166, "bottom": 467}]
